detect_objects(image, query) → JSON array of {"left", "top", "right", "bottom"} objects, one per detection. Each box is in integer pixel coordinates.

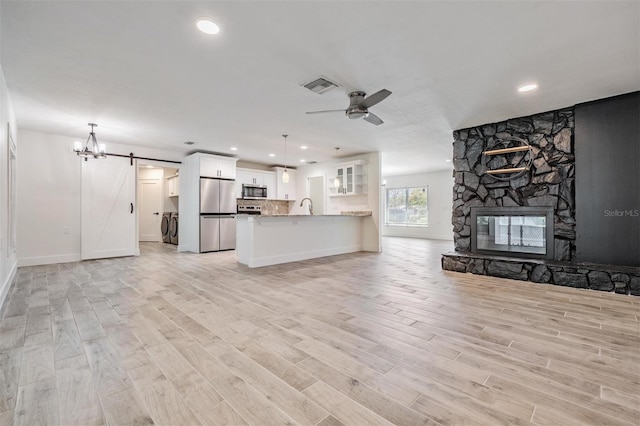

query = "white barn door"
[{"left": 81, "top": 157, "right": 136, "bottom": 260}]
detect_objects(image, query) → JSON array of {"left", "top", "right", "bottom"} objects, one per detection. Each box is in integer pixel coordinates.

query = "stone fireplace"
[
  {"left": 442, "top": 98, "right": 640, "bottom": 295},
  {"left": 450, "top": 108, "right": 575, "bottom": 261}
]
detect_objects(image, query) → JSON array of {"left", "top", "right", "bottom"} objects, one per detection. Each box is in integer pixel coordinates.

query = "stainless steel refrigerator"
[{"left": 200, "top": 178, "right": 236, "bottom": 252}]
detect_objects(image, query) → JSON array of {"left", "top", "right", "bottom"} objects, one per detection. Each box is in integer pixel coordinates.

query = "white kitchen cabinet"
[
  {"left": 166, "top": 174, "right": 179, "bottom": 197},
  {"left": 237, "top": 169, "right": 262, "bottom": 186},
  {"left": 271, "top": 167, "right": 297, "bottom": 200},
  {"left": 201, "top": 156, "right": 237, "bottom": 179},
  {"left": 329, "top": 160, "right": 367, "bottom": 196},
  {"left": 236, "top": 168, "right": 277, "bottom": 199},
  {"left": 263, "top": 172, "right": 277, "bottom": 200}
]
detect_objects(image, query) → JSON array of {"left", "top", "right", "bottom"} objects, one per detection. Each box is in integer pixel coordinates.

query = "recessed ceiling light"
[
  {"left": 196, "top": 18, "right": 220, "bottom": 35},
  {"left": 300, "top": 159, "right": 306, "bottom": 163},
  {"left": 268, "top": 153, "right": 275, "bottom": 157},
  {"left": 445, "top": 159, "right": 451, "bottom": 162},
  {"left": 230, "top": 147, "right": 237, "bottom": 151},
  {"left": 518, "top": 83, "right": 538, "bottom": 92},
  {"left": 300, "top": 146, "right": 308, "bottom": 150}
]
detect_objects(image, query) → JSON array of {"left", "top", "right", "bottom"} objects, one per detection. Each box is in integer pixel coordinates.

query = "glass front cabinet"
[{"left": 331, "top": 161, "right": 367, "bottom": 196}]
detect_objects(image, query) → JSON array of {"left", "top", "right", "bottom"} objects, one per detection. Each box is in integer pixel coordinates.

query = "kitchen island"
[{"left": 236, "top": 212, "right": 372, "bottom": 268}]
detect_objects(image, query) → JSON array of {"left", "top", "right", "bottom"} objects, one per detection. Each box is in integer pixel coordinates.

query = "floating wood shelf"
[
  {"left": 483, "top": 146, "right": 531, "bottom": 156},
  {"left": 486, "top": 167, "right": 529, "bottom": 175}
]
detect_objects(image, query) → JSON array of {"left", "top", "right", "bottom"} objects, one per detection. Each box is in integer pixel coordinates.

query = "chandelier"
[{"left": 73, "top": 123, "right": 106, "bottom": 160}]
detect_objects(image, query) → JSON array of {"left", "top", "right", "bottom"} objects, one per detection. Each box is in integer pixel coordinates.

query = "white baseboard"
[
  {"left": 362, "top": 243, "right": 382, "bottom": 252},
  {"left": 0, "top": 261, "right": 17, "bottom": 319},
  {"left": 18, "top": 253, "right": 81, "bottom": 267},
  {"left": 382, "top": 233, "right": 453, "bottom": 241}
]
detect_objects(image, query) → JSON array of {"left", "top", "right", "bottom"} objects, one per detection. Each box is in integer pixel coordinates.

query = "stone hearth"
[{"left": 442, "top": 252, "right": 640, "bottom": 296}]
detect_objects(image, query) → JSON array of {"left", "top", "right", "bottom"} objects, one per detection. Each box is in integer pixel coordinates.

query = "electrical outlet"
[{"left": 63, "top": 227, "right": 70, "bottom": 234}]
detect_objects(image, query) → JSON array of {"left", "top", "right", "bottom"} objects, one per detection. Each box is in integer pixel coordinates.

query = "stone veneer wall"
[
  {"left": 444, "top": 106, "right": 640, "bottom": 295},
  {"left": 452, "top": 107, "right": 576, "bottom": 261}
]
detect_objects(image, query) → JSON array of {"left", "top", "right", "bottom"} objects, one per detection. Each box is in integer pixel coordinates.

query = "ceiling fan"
[{"left": 306, "top": 89, "right": 392, "bottom": 125}]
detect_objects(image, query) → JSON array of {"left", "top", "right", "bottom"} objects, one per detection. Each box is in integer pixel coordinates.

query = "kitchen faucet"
[{"left": 300, "top": 198, "right": 313, "bottom": 215}]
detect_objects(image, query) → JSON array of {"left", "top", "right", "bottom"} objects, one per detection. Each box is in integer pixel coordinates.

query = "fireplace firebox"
[{"left": 470, "top": 207, "right": 554, "bottom": 259}]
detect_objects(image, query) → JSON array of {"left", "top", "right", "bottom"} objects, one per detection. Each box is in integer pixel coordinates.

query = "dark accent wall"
[{"left": 575, "top": 92, "right": 640, "bottom": 267}]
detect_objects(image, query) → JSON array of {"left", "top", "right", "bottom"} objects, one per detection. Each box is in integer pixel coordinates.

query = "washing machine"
[
  {"left": 169, "top": 212, "right": 179, "bottom": 245},
  {"left": 161, "top": 212, "right": 171, "bottom": 243}
]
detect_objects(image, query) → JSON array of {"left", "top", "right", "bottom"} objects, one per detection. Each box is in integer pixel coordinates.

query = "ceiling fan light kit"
[{"left": 306, "top": 89, "right": 391, "bottom": 125}]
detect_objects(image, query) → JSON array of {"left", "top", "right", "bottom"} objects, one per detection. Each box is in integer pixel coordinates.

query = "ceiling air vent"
[
  {"left": 183, "top": 141, "right": 196, "bottom": 145},
  {"left": 302, "top": 77, "right": 339, "bottom": 94}
]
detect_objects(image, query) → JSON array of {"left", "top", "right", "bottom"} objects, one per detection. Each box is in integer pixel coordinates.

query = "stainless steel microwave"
[{"left": 242, "top": 184, "right": 267, "bottom": 199}]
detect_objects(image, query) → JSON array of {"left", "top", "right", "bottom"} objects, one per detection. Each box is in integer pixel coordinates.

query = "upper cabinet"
[
  {"left": 236, "top": 168, "right": 277, "bottom": 199},
  {"left": 237, "top": 167, "right": 295, "bottom": 200},
  {"left": 330, "top": 160, "right": 367, "bottom": 196},
  {"left": 263, "top": 172, "right": 277, "bottom": 200},
  {"left": 272, "top": 167, "right": 297, "bottom": 201},
  {"left": 166, "top": 174, "right": 179, "bottom": 197},
  {"left": 200, "top": 156, "right": 237, "bottom": 179}
]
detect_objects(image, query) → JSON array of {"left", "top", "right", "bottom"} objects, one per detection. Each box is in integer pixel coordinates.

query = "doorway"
[{"left": 137, "top": 164, "right": 179, "bottom": 246}]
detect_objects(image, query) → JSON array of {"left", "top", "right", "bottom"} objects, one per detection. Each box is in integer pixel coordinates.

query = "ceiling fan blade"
[
  {"left": 305, "top": 109, "right": 346, "bottom": 115},
  {"left": 359, "top": 89, "right": 391, "bottom": 109},
  {"left": 364, "top": 112, "right": 384, "bottom": 125}
]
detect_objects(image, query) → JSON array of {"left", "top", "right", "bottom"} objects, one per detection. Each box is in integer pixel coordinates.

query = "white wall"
[
  {"left": 0, "top": 63, "right": 18, "bottom": 313},
  {"left": 382, "top": 170, "right": 453, "bottom": 240},
  {"left": 290, "top": 152, "right": 382, "bottom": 252},
  {"left": 16, "top": 129, "right": 183, "bottom": 266}
]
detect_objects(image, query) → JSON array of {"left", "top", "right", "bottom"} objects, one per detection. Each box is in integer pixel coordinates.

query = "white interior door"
[
  {"left": 81, "top": 157, "right": 136, "bottom": 260},
  {"left": 138, "top": 178, "right": 162, "bottom": 242}
]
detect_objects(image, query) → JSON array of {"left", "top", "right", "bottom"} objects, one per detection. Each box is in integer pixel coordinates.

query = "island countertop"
[{"left": 253, "top": 211, "right": 372, "bottom": 218}]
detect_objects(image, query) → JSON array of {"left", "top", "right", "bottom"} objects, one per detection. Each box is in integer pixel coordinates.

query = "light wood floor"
[{"left": 0, "top": 237, "right": 638, "bottom": 426}]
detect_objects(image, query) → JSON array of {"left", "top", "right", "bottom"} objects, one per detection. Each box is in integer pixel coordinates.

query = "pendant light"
[
  {"left": 282, "top": 134, "right": 290, "bottom": 183},
  {"left": 73, "top": 123, "right": 106, "bottom": 161}
]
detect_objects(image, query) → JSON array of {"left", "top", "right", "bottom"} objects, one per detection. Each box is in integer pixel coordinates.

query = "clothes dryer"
[
  {"left": 161, "top": 212, "right": 171, "bottom": 243},
  {"left": 169, "top": 213, "right": 179, "bottom": 245}
]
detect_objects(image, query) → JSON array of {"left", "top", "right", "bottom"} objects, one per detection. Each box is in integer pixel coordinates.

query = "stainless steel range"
[{"left": 237, "top": 205, "right": 262, "bottom": 215}]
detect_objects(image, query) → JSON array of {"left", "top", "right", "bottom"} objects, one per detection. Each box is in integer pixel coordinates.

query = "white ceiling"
[{"left": 1, "top": 1, "right": 638, "bottom": 176}]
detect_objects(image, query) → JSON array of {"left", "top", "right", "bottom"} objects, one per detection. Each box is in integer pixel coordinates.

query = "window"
[{"left": 385, "top": 186, "right": 428, "bottom": 226}]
